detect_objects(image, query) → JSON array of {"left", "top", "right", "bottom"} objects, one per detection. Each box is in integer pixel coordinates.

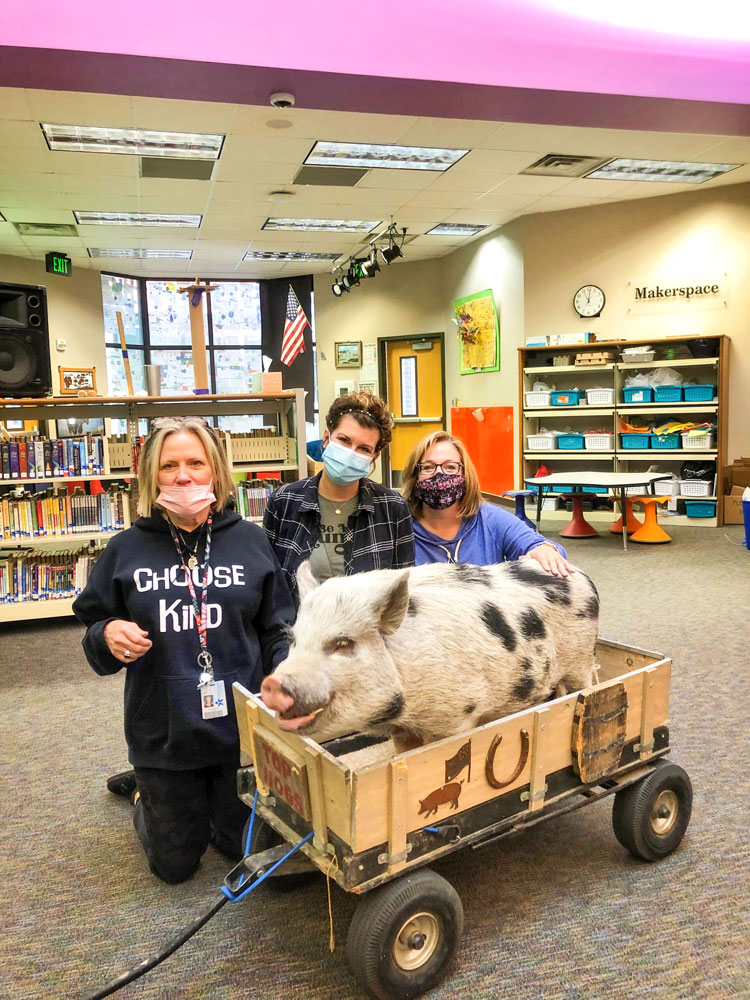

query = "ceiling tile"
[
  {"left": 395, "top": 118, "right": 500, "bottom": 148},
  {"left": 692, "top": 137, "right": 750, "bottom": 162},
  {"left": 0, "top": 119, "right": 50, "bottom": 150},
  {"left": 482, "top": 123, "right": 587, "bottom": 153},
  {"left": 129, "top": 96, "right": 236, "bottom": 133},
  {"left": 458, "top": 148, "right": 540, "bottom": 173},
  {"left": 405, "top": 189, "right": 479, "bottom": 209},
  {"left": 628, "top": 132, "right": 736, "bottom": 161},
  {"left": 26, "top": 89, "right": 135, "bottom": 126},
  {"left": 0, "top": 88, "right": 35, "bottom": 120},
  {"left": 490, "top": 174, "right": 574, "bottom": 196}
]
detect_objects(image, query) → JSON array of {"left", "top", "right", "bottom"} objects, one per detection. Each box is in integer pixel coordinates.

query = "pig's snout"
[{"left": 260, "top": 674, "right": 295, "bottom": 715}]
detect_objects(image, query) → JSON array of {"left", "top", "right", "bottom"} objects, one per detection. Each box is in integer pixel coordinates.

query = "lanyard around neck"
[{"left": 168, "top": 514, "right": 214, "bottom": 686}]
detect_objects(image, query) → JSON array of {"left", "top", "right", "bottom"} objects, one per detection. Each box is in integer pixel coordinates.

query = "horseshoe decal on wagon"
[{"left": 485, "top": 728, "right": 530, "bottom": 789}]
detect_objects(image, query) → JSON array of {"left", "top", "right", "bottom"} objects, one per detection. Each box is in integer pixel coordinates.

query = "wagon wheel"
[
  {"left": 242, "top": 815, "right": 318, "bottom": 892},
  {"left": 612, "top": 758, "right": 693, "bottom": 862},
  {"left": 346, "top": 868, "right": 464, "bottom": 1000}
]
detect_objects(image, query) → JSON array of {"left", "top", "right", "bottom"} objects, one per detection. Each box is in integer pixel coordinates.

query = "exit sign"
[{"left": 46, "top": 251, "right": 72, "bottom": 276}]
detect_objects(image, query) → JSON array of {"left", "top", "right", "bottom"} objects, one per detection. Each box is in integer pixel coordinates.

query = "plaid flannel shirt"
[{"left": 263, "top": 473, "right": 415, "bottom": 603}]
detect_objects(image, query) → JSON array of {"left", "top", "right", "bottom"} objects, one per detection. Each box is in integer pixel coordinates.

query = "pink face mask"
[{"left": 156, "top": 483, "right": 216, "bottom": 520}]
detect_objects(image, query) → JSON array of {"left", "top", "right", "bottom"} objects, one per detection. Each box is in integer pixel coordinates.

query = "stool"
[
  {"left": 502, "top": 490, "right": 536, "bottom": 530},
  {"left": 629, "top": 496, "right": 672, "bottom": 544},
  {"left": 610, "top": 496, "right": 643, "bottom": 535},
  {"left": 559, "top": 493, "right": 599, "bottom": 538}
]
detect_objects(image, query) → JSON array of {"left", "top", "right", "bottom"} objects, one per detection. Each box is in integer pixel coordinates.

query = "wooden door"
[{"left": 382, "top": 336, "right": 444, "bottom": 487}]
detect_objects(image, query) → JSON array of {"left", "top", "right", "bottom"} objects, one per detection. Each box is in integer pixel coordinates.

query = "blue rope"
[{"left": 222, "top": 790, "right": 314, "bottom": 903}]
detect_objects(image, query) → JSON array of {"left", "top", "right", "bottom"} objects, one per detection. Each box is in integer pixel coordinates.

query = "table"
[{"left": 526, "top": 471, "right": 674, "bottom": 550}]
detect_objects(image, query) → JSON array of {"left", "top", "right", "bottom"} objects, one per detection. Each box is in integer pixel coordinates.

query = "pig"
[
  {"left": 418, "top": 781, "right": 464, "bottom": 817},
  {"left": 261, "top": 558, "right": 599, "bottom": 751}
]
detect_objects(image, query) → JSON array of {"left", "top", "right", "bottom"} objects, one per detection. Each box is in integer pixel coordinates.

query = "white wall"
[
  {"left": 520, "top": 182, "right": 750, "bottom": 461},
  {"left": 0, "top": 255, "right": 107, "bottom": 394},
  {"left": 313, "top": 258, "right": 446, "bottom": 416}
]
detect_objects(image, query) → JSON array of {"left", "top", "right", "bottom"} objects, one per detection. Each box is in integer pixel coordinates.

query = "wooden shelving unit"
[
  {"left": 0, "top": 390, "right": 306, "bottom": 623},
  {"left": 518, "top": 335, "right": 728, "bottom": 527}
]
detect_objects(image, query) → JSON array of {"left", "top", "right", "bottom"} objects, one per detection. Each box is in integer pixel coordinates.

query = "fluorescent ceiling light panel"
[
  {"left": 243, "top": 251, "right": 342, "bottom": 261},
  {"left": 14, "top": 221, "right": 79, "bottom": 237},
  {"left": 75, "top": 211, "right": 202, "bottom": 227},
  {"left": 263, "top": 218, "right": 379, "bottom": 233},
  {"left": 41, "top": 124, "right": 224, "bottom": 160},
  {"left": 87, "top": 248, "right": 194, "bottom": 259},
  {"left": 427, "top": 223, "right": 488, "bottom": 236},
  {"left": 305, "top": 141, "right": 469, "bottom": 171},
  {"left": 585, "top": 158, "right": 741, "bottom": 183}
]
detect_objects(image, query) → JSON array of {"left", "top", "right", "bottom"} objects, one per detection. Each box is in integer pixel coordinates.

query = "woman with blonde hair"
[
  {"left": 73, "top": 416, "right": 294, "bottom": 883},
  {"left": 402, "top": 430, "right": 571, "bottom": 576}
]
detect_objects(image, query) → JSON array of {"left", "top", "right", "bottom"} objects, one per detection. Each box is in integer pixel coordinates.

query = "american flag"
[{"left": 280, "top": 285, "right": 309, "bottom": 367}]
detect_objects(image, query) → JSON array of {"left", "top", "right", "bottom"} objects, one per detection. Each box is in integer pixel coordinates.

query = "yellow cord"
[{"left": 324, "top": 852, "right": 340, "bottom": 952}]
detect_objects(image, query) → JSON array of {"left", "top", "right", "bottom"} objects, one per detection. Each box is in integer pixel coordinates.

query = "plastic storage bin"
[
  {"left": 651, "top": 432, "right": 680, "bottom": 449},
  {"left": 620, "top": 433, "right": 651, "bottom": 449},
  {"left": 524, "top": 390, "right": 552, "bottom": 407},
  {"left": 557, "top": 433, "right": 585, "bottom": 450},
  {"left": 681, "top": 432, "right": 716, "bottom": 451},
  {"left": 585, "top": 388, "right": 614, "bottom": 405},
  {"left": 684, "top": 500, "right": 717, "bottom": 517},
  {"left": 683, "top": 384, "right": 715, "bottom": 402},
  {"left": 622, "top": 387, "right": 654, "bottom": 403},
  {"left": 679, "top": 480, "right": 712, "bottom": 497},
  {"left": 654, "top": 386, "right": 683, "bottom": 403},
  {"left": 550, "top": 390, "right": 583, "bottom": 406},
  {"left": 621, "top": 350, "right": 655, "bottom": 364},
  {"left": 584, "top": 432, "right": 613, "bottom": 450},
  {"left": 527, "top": 433, "right": 557, "bottom": 450}
]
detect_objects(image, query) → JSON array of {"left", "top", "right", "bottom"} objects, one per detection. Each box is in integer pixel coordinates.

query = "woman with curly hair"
[{"left": 263, "top": 391, "right": 414, "bottom": 603}]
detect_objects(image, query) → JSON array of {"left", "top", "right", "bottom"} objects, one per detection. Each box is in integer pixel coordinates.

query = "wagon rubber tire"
[
  {"left": 346, "top": 868, "right": 464, "bottom": 1000},
  {"left": 242, "top": 816, "right": 317, "bottom": 892},
  {"left": 612, "top": 758, "right": 693, "bottom": 862}
]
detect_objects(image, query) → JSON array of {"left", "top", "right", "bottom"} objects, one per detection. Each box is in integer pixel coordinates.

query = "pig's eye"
[{"left": 325, "top": 636, "right": 356, "bottom": 655}]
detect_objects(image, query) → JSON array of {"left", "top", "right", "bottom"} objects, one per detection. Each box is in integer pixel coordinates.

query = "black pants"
[{"left": 132, "top": 763, "right": 250, "bottom": 884}]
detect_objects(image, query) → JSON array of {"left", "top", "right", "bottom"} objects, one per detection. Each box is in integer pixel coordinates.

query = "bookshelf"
[
  {"left": 0, "top": 390, "right": 306, "bottom": 622},
  {"left": 518, "top": 335, "right": 728, "bottom": 528}
]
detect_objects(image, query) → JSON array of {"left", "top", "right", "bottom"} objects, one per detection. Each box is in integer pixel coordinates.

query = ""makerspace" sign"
[{"left": 634, "top": 282, "right": 719, "bottom": 301}]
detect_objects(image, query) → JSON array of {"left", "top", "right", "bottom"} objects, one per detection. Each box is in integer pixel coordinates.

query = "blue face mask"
[{"left": 322, "top": 438, "right": 372, "bottom": 485}]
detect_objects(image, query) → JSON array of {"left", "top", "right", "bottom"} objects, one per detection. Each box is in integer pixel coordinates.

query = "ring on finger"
[{"left": 124, "top": 649, "right": 131, "bottom": 659}]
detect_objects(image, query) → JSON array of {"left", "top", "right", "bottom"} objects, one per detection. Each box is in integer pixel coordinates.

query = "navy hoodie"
[{"left": 73, "top": 509, "right": 295, "bottom": 770}]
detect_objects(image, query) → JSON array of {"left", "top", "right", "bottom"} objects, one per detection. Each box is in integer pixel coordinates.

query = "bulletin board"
[{"left": 450, "top": 405, "right": 514, "bottom": 497}]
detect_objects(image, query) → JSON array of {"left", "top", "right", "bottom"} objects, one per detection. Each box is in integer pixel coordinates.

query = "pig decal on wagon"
[{"left": 228, "top": 559, "right": 693, "bottom": 1000}]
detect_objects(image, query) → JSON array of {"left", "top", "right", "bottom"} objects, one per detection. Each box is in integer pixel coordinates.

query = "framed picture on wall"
[
  {"left": 59, "top": 366, "right": 97, "bottom": 396},
  {"left": 335, "top": 341, "right": 362, "bottom": 368}
]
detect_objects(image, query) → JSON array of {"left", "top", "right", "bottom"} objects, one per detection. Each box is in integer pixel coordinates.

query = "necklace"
[{"left": 175, "top": 521, "right": 205, "bottom": 570}]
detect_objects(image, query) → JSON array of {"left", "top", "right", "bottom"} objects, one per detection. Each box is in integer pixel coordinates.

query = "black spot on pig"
[
  {"left": 480, "top": 603, "right": 517, "bottom": 652},
  {"left": 542, "top": 580, "right": 572, "bottom": 606},
  {"left": 464, "top": 703, "right": 476, "bottom": 715},
  {"left": 453, "top": 564, "right": 491, "bottom": 586},
  {"left": 513, "top": 663, "right": 535, "bottom": 701},
  {"left": 576, "top": 595, "right": 600, "bottom": 619},
  {"left": 367, "top": 693, "right": 405, "bottom": 728},
  {"left": 519, "top": 608, "right": 546, "bottom": 641},
  {"left": 407, "top": 598, "right": 419, "bottom": 617}
]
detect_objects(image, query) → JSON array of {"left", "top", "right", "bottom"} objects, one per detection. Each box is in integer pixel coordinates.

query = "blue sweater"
[{"left": 413, "top": 502, "right": 565, "bottom": 566}]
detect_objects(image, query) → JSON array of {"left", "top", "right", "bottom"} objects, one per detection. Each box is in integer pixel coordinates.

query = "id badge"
[{"left": 200, "top": 680, "right": 228, "bottom": 720}]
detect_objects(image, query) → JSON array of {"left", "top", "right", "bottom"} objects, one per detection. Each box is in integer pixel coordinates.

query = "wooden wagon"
[{"left": 229, "top": 638, "right": 693, "bottom": 1000}]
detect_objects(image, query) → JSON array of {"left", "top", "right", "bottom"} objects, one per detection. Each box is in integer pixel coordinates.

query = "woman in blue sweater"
[{"left": 402, "top": 431, "right": 572, "bottom": 576}]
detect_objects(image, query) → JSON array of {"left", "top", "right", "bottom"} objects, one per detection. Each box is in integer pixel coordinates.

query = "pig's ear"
[
  {"left": 377, "top": 571, "right": 410, "bottom": 635},
  {"left": 296, "top": 560, "right": 320, "bottom": 601}
]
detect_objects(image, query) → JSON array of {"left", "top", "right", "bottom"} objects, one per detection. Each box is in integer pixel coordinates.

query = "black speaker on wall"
[{"left": 0, "top": 282, "right": 52, "bottom": 397}]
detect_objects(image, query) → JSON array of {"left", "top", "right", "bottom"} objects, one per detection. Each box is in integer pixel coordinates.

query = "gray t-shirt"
[{"left": 308, "top": 494, "right": 359, "bottom": 583}]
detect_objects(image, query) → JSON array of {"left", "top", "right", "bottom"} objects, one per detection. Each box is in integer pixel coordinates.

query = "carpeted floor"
[{"left": 2, "top": 524, "right": 749, "bottom": 1000}]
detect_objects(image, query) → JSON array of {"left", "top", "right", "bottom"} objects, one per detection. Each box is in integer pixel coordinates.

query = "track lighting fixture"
[{"left": 330, "top": 221, "right": 407, "bottom": 296}]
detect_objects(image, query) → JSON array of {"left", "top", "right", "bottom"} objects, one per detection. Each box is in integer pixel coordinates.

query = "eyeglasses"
[{"left": 416, "top": 461, "right": 464, "bottom": 479}]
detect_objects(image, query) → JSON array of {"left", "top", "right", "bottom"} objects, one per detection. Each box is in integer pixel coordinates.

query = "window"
[{"left": 102, "top": 275, "right": 265, "bottom": 430}]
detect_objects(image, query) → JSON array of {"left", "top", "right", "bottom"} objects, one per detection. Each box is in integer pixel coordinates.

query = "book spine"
[{"left": 27, "top": 441, "right": 36, "bottom": 479}]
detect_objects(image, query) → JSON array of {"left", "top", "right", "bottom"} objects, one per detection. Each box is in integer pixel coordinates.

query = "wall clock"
[{"left": 573, "top": 284, "right": 605, "bottom": 318}]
